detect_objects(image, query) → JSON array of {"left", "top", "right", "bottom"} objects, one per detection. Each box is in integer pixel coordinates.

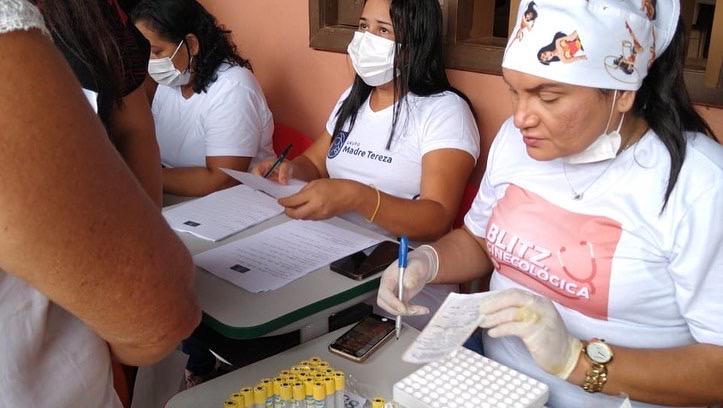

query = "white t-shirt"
[
  {"left": 325, "top": 87, "right": 480, "bottom": 330},
  {"left": 152, "top": 64, "right": 275, "bottom": 168},
  {"left": 0, "top": 2, "right": 121, "bottom": 407},
  {"left": 464, "top": 118, "right": 723, "bottom": 408},
  {"left": 325, "top": 87, "right": 480, "bottom": 203}
]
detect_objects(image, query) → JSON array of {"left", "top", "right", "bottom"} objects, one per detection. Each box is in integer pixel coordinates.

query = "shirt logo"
[
  {"left": 327, "top": 131, "right": 350, "bottom": 159},
  {"left": 486, "top": 185, "right": 622, "bottom": 320}
]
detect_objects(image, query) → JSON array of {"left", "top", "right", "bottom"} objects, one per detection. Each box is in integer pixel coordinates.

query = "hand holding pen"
[
  {"left": 263, "top": 143, "right": 293, "bottom": 178},
  {"left": 396, "top": 236, "right": 409, "bottom": 339},
  {"left": 377, "top": 244, "right": 439, "bottom": 321}
]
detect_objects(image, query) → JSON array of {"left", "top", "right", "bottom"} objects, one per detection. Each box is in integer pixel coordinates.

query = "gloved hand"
[
  {"left": 377, "top": 245, "right": 439, "bottom": 316},
  {"left": 478, "top": 288, "right": 582, "bottom": 379}
]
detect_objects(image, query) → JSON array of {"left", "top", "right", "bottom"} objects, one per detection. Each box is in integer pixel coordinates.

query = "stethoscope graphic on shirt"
[{"left": 555, "top": 240, "right": 598, "bottom": 297}]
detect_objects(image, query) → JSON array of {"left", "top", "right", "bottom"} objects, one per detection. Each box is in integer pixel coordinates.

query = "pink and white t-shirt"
[{"left": 465, "top": 118, "right": 723, "bottom": 408}]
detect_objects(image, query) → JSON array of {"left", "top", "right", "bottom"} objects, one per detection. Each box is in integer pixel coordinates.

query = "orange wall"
[{"left": 201, "top": 0, "right": 722, "bottom": 182}]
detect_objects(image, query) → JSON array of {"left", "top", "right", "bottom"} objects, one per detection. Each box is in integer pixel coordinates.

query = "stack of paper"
[
  {"left": 222, "top": 169, "right": 306, "bottom": 199},
  {"left": 193, "top": 218, "right": 382, "bottom": 292},
  {"left": 163, "top": 185, "right": 283, "bottom": 241}
]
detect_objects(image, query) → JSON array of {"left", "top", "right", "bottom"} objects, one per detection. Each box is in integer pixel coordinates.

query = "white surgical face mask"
[
  {"left": 347, "top": 31, "right": 397, "bottom": 87},
  {"left": 565, "top": 90, "right": 624, "bottom": 164},
  {"left": 148, "top": 41, "right": 192, "bottom": 87}
]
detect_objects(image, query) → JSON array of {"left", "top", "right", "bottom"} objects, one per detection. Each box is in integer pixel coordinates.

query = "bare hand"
[
  {"left": 250, "top": 158, "right": 294, "bottom": 184},
  {"left": 278, "top": 179, "right": 358, "bottom": 220}
]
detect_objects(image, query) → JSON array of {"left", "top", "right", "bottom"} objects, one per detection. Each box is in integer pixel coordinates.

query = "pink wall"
[{"left": 201, "top": 0, "right": 722, "bottom": 182}]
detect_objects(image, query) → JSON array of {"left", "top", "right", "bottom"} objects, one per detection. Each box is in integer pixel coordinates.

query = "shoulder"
[
  {"left": 408, "top": 90, "right": 470, "bottom": 112},
  {"left": 205, "top": 64, "right": 266, "bottom": 100}
]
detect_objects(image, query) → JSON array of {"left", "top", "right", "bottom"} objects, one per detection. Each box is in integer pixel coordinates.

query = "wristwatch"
[{"left": 582, "top": 339, "right": 613, "bottom": 393}]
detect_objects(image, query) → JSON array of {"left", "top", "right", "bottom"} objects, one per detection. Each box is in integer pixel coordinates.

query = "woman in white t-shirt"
[
  {"left": 0, "top": 1, "right": 200, "bottom": 406},
  {"left": 377, "top": 1, "right": 723, "bottom": 407},
  {"left": 132, "top": 0, "right": 274, "bottom": 197},
  {"left": 255, "top": 0, "right": 480, "bottom": 242}
]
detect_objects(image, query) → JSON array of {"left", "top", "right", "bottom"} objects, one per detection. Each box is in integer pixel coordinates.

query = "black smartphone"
[
  {"left": 328, "top": 314, "right": 396, "bottom": 362},
  {"left": 330, "top": 240, "right": 400, "bottom": 280}
]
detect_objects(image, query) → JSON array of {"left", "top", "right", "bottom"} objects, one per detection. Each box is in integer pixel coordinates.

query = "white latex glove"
[
  {"left": 478, "top": 288, "right": 582, "bottom": 379},
  {"left": 376, "top": 245, "right": 439, "bottom": 316}
]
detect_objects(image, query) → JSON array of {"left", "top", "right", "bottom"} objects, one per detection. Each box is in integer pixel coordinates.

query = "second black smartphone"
[{"left": 330, "top": 240, "right": 400, "bottom": 280}]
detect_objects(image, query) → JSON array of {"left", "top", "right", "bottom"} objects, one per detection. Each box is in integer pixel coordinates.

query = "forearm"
[
  {"left": 568, "top": 343, "right": 723, "bottom": 405},
  {"left": 163, "top": 166, "right": 236, "bottom": 196},
  {"left": 346, "top": 182, "right": 454, "bottom": 241},
  {"left": 290, "top": 155, "right": 324, "bottom": 181},
  {"left": 430, "top": 228, "right": 493, "bottom": 283}
]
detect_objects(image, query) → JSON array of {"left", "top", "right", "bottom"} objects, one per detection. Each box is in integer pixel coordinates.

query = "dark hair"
[
  {"left": 537, "top": 32, "right": 565, "bottom": 65},
  {"left": 632, "top": 17, "right": 716, "bottom": 210},
  {"left": 130, "top": 0, "right": 250, "bottom": 94},
  {"left": 332, "top": 0, "right": 473, "bottom": 149},
  {"left": 524, "top": 1, "right": 538, "bottom": 20},
  {"left": 35, "top": 0, "right": 125, "bottom": 124}
]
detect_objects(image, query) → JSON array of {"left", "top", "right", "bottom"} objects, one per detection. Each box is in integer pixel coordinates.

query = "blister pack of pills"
[{"left": 393, "top": 347, "right": 548, "bottom": 408}]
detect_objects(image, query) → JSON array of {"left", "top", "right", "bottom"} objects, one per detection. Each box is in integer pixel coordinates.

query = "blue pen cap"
[{"left": 398, "top": 236, "right": 409, "bottom": 268}]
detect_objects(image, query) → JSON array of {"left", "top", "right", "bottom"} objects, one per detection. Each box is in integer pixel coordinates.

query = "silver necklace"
[{"left": 562, "top": 159, "right": 616, "bottom": 200}]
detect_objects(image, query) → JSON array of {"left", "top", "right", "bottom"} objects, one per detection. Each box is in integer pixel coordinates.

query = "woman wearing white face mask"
[
  {"left": 131, "top": 0, "right": 274, "bottom": 197},
  {"left": 253, "top": 0, "right": 480, "bottom": 242},
  {"left": 253, "top": 0, "right": 480, "bottom": 330},
  {"left": 377, "top": 1, "right": 723, "bottom": 406}
]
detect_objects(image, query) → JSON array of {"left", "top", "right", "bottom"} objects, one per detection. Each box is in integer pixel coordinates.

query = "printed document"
[
  {"left": 403, "top": 292, "right": 494, "bottom": 363},
  {"left": 193, "top": 218, "right": 382, "bottom": 292},
  {"left": 163, "top": 185, "right": 283, "bottom": 241},
  {"left": 222, "top": 168, "right": 306, "bottom": 198}
]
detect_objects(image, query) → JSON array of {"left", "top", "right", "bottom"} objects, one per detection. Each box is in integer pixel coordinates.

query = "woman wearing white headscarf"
[{"left": 377, "top": 1, "right": 723, "bottom": 406}]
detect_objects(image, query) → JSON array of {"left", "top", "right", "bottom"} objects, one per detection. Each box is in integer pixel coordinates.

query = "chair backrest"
[
  {"left": 272, "top": 123, "right": 313, "bottom": 160},
  {"left": 453, "top": 182, "right": 480, "bottom": 229}
]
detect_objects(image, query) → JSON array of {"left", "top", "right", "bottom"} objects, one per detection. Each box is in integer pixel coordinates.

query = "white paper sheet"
[
  {"left": 163, "top": 185, "right": 283, "bottom": 241},
  {"left": 222, "top": 168, "right": 306, "bottom": 198},
  {"left": 402, "top": 292, "right": 494, "bottom": 363},
  {"left": 193, "top": 218, "right": 382, "bottom": 293}
]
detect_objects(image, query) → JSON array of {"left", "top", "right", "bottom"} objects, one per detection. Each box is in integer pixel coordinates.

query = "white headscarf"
[{"left": 502, "top": 0, "right": 679, "bottom": 91}]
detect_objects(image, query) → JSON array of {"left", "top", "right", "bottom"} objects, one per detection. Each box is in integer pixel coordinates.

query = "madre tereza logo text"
[{"left": 341, "top": 144, "right": 393, "bottom": 164}]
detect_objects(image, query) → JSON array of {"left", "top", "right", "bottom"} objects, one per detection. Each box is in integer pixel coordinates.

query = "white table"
[
  {"left": 165, "top": 324, "right": 422, "bottom": 408},
  {"left": 167, "top": 195, "right": 392, "bottom": 341}
]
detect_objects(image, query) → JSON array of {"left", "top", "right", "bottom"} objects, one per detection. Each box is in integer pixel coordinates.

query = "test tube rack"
[{"left": 392, "top": 347, "right": 548, "bottom": 408}]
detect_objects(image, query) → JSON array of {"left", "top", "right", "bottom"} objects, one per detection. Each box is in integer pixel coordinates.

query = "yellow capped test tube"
[
  {"left": 240, "top": 387, "right": 254, "bottom": 407},
  {"left": 308, "top": 357, "right": 322, "bottom": 367},
  {"left": 333, "top": 371, "right": 345, "bottom": 408},
  {"left": 303, "top": 377, "right": 315, "bottom": 407},
  {"left": 280, "top": 382, "right": 292, "bottom": 406},
  {"left": 371, "top": 397, "right": 385, "bottom": 408},
  {"left": 224, "top": 400, "right": 239, "bottom": 408},
  {"left": 317, "top": 361, "right": 330, "bottom": 370},
  {"left": 273, "top": 377, "right": 284, "bottom": 406},
  {"left": 229, "top": 393, "right": 245, "bottom": 407},
  {"left": 253, "top": 385, "right": 266, "bottom": 408},
  {"left": 292, "top": 382, "right": 305, "bottom": 406},
  {"left": 323, "top": 377, "right": 336, "bottom": 408},
  {"left": 312, "top": 382, "right": 326, "bottom": 407}
]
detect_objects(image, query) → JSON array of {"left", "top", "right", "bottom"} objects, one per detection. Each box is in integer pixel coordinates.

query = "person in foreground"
[
  {"left": 0, "top": 1, "right": 200, "bottom": 406},
  {"left": 378, "top": 0, "right": 723, "bottom": 406}
]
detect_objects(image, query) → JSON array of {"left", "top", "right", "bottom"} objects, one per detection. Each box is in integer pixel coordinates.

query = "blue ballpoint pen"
[{"left": 396, "top": 236, "right": 409, "bottom": 339}]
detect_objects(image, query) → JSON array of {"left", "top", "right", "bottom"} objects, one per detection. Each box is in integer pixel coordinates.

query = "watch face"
[{"left": 587, "top": 341, "right": 613, "bottom": 363}]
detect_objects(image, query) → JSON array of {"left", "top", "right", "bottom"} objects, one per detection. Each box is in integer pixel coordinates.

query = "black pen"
[{"left": 263, "top": 143, "right": 293, "bottom": 178}]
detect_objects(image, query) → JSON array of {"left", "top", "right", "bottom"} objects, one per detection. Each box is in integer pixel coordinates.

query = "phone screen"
[
  {"left": 330, "top": 241, "right": 400, "bottom": 280},
  {"left": 329, "top": 314, "right": 395, "bottom": 358}
]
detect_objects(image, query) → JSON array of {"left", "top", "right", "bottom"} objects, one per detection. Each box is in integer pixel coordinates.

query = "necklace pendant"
[{"left": 573, "top": 193, "right": 583, "bottom": 200}]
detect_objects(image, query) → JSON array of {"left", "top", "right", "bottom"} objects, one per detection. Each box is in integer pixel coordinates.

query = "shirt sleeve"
[
  {"left": 419, "top": 94, "right": 480, "bottom": 163},
  {"left": 202, "top": 77, "right": 266, "bottom": 158},
  {"left": 325, "top": 86, "right": 353, "bottom": 136},
  {"left": 464, "top": 118, "right": 513, "bottom": 238},
  {"left": 0, "top": 0, "right": 48, "bottom": 37},
  {"left": 668, "top": 183, "right": 723, "bottom": 345}
]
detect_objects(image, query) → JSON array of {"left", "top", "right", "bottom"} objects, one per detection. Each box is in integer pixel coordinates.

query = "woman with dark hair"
[
  {"left": 379, "top": 1, "right": 723, "bottom": 406},
  {"left": 254, "top": 0, "right": 480, "bottom": 330},
  {"left": 34, "top": 0, "right": 163, "bottom": 206},
  {"left": 513, "top": 1, "right": 538, "bottom": 43},
  {"left": 131, "top": 0, "right": 274, "bottom": 197}
]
